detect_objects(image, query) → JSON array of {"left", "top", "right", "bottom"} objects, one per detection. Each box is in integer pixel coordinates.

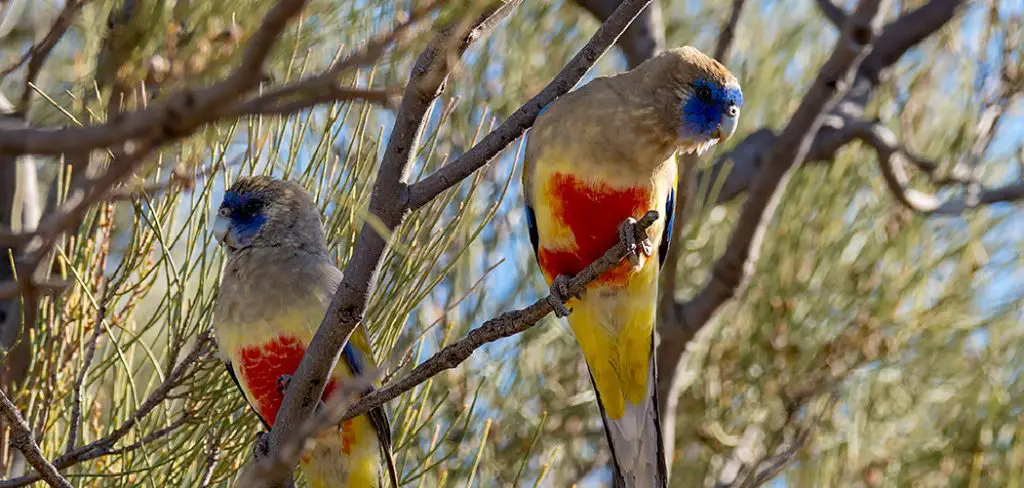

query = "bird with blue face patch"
[
  {"left": 211, "top": 176, "right": 398, "bottom": 488},
  {"left": 522, "top": 46, "right": 741, "bottom": 487}
]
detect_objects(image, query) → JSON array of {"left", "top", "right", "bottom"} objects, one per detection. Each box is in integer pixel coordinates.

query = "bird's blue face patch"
[
  {"left": 680, "top": 79, "right": 743, "bottom": 140},
  {"left": 219, "top": 191, "right": 266, "bottom": 248}
]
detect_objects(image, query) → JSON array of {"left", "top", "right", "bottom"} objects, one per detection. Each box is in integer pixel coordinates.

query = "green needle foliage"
[{"left": 0, "top": 0, "right": 1021, "bottom": 487}]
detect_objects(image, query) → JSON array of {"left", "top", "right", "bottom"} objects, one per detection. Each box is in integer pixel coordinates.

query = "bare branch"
[
  {"left": 694, "top": 0, "right": 968, "bottom": 209},
  {"left": 815, "top": 0, "right": 848, "bottom": 28},
  {"left": 714, "top": 0, "right": 748, "bottom": 61},
  {"left": 229, "top": 86, "right": 402, "bottom": 116},
  {"left": 250, "top": 212, "right": 660, "bottom": 485},
  {"left": 657, "top": 0, "right": 889, "bottom": 432},
  {"left": 341, "top": 212, "right": 660, "bottom": 423},
  {"left": 408, "top": 0, "right": 655, "bottom": 209},
  {"left": 573, "top": 0, "right": 664, "bottom": 68},
  {"left": 0, "top": 334, "right": 213, "bottom": 488},
  {"left": 0, "top": 0, "right": 311, "bottom": 156},
  {"left": 0, "top": 0, "right": 97, "bottom": 112},
  {"left": 257, "top": 3, "right": 525, "bottom": 486},
  {"left": 0, "top": 388, "right": 72, "bottom": 488},
  {"left": 862, "top": 0, "right": 965, "bottom": 78},
  {"left": 855, "top": 121, "right": 1024, "bottom": 214}
]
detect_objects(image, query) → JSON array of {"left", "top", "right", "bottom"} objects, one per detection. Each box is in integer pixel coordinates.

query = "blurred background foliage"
[{"left": 0, "top": 0, "right": 1021, "bottom": 487}]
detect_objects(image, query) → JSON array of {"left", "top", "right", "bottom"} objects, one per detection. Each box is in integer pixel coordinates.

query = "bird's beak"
[
  {"left": 213, "top": 214, "right": 231, "bottom": 247},
  {"left": 716, "top": 105, "right": 740, "bottom": 142}
]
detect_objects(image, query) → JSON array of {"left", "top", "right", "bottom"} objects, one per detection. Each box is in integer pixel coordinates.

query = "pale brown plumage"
[
  {"left": 522, "top": 46, "right": 742, "bottom": 488},
  {"left": 212, "top": 177, "right": 398, "bottom": 488}
]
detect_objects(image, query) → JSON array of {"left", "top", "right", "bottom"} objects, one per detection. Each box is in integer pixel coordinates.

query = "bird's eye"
[
  {"left": 695, "top": 85, "right": 713, "bottom": 102},
  {"left": 241, "top": 200, "right": 263, "bottom": 216}
]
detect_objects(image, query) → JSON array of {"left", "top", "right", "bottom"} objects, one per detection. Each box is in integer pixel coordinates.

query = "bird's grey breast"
[{"left": 215, "top": 248, "right": 341, "bottom": 326}]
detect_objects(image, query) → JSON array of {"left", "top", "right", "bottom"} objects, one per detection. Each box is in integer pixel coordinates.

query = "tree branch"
[
  {"left": 0, "top": 333, "right": 213, "bottom": 488},
  {"left": 714, "top": 0, "right": 748, "bottom": 61},
  {"left": 258, "top": 1, "right": 653, "bottom": 484},
  {"left": 657, "top": 0, "right": 889, "bottom": 457},
  {"left": 694, "top": 0, "right": 968, "bottom": 208},
  {"left": 251, "top": 212, "right": 660, "bottom": 484},
  {"left": 256, "top": 3, "right": 526, "bottom": 486},
  {"left": 0, "top": 0, "right": 96, "bottom": 113},
  {"left": 854, "top": 120, "right": 1024, "bottom": 214},
  {"left": 408, "top": 0, "right": 654, "bottom": 209},
  {"left": 814, "top": 0, "right": 848, "bottom": 28},
  {"left": 0, "top": 0, "right": 308, "bottom": 156},
  {"left": 572, "top": 0, "right": 663, "bottom": 68},
  {"left": 341, "top": 212, "right": 660, "bottom": 423},
  {"left": 0, "top": 388, "right": 71, "bottom": 488}
]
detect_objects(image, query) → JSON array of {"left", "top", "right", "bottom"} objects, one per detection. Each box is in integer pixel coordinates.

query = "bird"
[
  {"left": 211, "top": 176, "right": 399, "bottom": 488},
  {"left": 522, "top": 46, "right": 742, "bottom": 487}
]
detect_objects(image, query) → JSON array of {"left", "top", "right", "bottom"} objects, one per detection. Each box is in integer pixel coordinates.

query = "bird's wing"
[
  {"left": 525, "top": 205, "right": 541, "bottom": 267},
  {"left": 223, "top": 360, "right": 270, "bottom": 429},
  {"left": 658, "top": 181, "right": 677, "bottom": 270}
]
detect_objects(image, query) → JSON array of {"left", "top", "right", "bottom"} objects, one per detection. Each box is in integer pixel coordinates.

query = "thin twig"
[
  {"left": 258, "top": 4, "right": 525, "bottom": 486},
  {"left": 407, "top": 0, "right": 654, "bottom": 209},
  {"left": 0, "top": 389, "right": 73, "bottom": 488},
  {"left": 856, "top": 120, "right": 1024, "bottom": 214},
  {"left": 714, "top": 0, "right": 747, "bottom": 60},
  {"left": 0, "top": 334, "right": 213, "bottom": 488},
  {"left": 64, "top": 297, "right": 106, "bottom": 455},
  {"left": 339, "top": 211, "right": 660, "bottom": 423},
  {"left": 253, "top": 212, "right": 659, "bottom": 484}
]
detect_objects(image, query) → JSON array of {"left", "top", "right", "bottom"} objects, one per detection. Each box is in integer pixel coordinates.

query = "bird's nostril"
[{"left": 728, "top": 105, "right": 739, "bottom": 117}]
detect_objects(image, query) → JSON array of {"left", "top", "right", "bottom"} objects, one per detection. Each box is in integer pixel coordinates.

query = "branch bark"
[
  {"left": 408, "top": 0, "right": 654, "bottom": 209},
  {"left": 249, "top": 211, "right": 660, "bottom": 485},
  {"left": 258, "top": 1, "right": 654, "bottom": 485},
  {"left": 854, "top": 120, "right": 1024, "bottom": 214},
  {"left": 254, "top": 3, "right": 526, "bottom": 485},
  {"left": 572, "top": 0, "right": 663, "bottom": 68},
  {"left": 0, "top": 388, "right": 71, "bottom": 488},
  {"left": 0, "top": 333, "right": 212, "bottom": 488},
  {"left": 656, "top": 0, "right": 889, "bottom": 464}
]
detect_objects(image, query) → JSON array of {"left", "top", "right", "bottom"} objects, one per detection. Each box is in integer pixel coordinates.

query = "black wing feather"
[
  {"left": 658, "top": 185, "right": 677, "bottom": 270},
  {"left": 525, "top": 204, "right": 541, "bottom": 265},
  {"left": 223, "top": 360, "right": 270, "bottom": 430}
]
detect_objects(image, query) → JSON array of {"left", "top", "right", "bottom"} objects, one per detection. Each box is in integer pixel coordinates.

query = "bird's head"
[
  {"left": 650, "top": 46, "right": 743, "bottom": 155},
  {"left": 213, "top": 176, "right": 326, "bottom": 254}
]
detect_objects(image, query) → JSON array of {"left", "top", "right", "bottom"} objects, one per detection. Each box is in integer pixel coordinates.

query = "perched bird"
[
  {"left": 522, "top": 47, "right": 742, "bottom": 487},
  {"left": 212, "top": 176, "right": 399, "bottom": 488}
]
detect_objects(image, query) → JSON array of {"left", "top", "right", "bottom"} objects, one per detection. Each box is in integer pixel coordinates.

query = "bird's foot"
[
  {"left": 276, "top": 374, "right": 291, "bottom": 397},
  {"left": 546, "top": 274, "right": 572, "bottom": 318},
  {"left": 619, "top": 217, "right": 654, "bottom": 266}
]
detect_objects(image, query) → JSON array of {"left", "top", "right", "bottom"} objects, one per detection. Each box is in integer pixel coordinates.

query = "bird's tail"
[
  {"left": 382, "top": 444, "right": 399, "bottom": 488},
  {"left": 591, "top": 351, "right": 668, "bottom": 488}
]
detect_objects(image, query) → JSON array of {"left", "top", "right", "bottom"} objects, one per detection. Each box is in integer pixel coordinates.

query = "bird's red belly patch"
[
  {"left": 539, "top": 173, "right": 651, "bottom": 285},
  {"left": 238, "top": 335, "right": 337, "bottom": 426}
]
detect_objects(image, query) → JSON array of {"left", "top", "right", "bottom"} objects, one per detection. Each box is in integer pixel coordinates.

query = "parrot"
[
  {"left": 522, "top": 46, "right": 742, "bottom": 487},
  {"left": 212, "top": 176, "right": 399, "bottom": 488}
]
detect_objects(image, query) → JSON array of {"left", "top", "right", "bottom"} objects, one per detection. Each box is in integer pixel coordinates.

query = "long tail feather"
[{"left": 590, "top": 347, "right": 668, "bottom": 488}]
